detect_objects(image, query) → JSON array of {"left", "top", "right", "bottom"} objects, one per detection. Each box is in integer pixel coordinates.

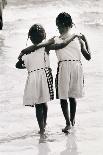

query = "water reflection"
[
  {"left": 38, "top": 137, "right": 50, "bottom": 155},
  {"left": 60, "top": 131, "right": 78, "bottom": 155}
]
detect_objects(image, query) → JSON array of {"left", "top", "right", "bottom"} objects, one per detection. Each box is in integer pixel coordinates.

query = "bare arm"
[
  {"left": 46, "top": 35, "right": 78, "bottom": 50},
  {"left": 79, "top": 34, "right": 91, "bottom": 60},
  {"left": 18, "top": 37, "right": 55, "bottom": 59},
  {"left": 80, "top": 34, "right": 90, "bottom": 50},
  {"left": 15, "top": 59, "right": 26, "bottom": 69}
]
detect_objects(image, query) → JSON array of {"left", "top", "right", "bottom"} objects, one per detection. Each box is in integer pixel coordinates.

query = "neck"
[
  {"left": 60, "top": 31, "right": 69, "bottom": 39},
  {"left": 60, "top": 28, "right": 70, "bottom": 37}
]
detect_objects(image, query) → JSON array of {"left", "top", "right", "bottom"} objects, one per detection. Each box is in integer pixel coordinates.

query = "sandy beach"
[{"left": 0, "top": 0, "right": 103, "bottom": 154}]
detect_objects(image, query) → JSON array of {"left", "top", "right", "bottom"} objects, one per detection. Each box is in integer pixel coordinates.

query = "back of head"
[
  {"left": 28, "top": 24, "right": 46, "bottom": 44},
  {"left": 56, "top": 12, "right": 73, "bottom": 28}
]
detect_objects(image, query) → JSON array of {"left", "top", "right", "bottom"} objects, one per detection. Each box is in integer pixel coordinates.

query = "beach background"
[{"left": 0, "top": 0, "right": 103, "bottom": 154}]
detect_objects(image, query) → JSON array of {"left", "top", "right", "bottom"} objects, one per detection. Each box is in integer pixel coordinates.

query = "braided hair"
[
  {"left": 28, "top": 24, "right": 46, "bottom": 44},
  {"left": 56, "top": 12, "right": 73, "bottom": 28}
]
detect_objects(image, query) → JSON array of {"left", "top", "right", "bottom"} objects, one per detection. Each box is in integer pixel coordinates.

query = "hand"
[{"left": 79, "top": 33, "right": 86, "bottom": 42}]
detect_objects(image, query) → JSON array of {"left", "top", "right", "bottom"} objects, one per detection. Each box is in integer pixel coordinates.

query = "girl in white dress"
[
  {"left": 51, "top": 12, "right": 91, "bottom": 132},
  {"left": 16, "top": 24, "right": 54, "bottom": 135}
]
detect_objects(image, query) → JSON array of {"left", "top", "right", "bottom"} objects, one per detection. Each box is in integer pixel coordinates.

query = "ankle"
[
  {"left": 66, "top": 121, "right": 70, "bottom": 126},
  {"left": 40, "top": 128, "right": 45, "bottom": 135},
  {"left": 70, "top": 119, "right": 75, "bottom": 126}
]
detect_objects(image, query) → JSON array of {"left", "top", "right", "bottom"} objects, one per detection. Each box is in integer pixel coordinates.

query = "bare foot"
[
  {"left": 62, "top": 125, "right": 71, "bottom": 133},
  {"left": 39, "top": 134, "right": 47, "bottom": 143}
]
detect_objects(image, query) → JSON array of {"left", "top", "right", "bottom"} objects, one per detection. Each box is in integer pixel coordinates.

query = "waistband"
[
  {"left": 28, "top": 67, "right": 50, "bottom": 74},
  {"left": 58, "top": 59, "right": 81, "bottom": 65}
]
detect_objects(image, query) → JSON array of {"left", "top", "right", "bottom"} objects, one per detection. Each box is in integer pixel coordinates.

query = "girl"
[
  {"left": 52, "top": 12, "right": 91, "bottom": 132},
  {"left": 18, "top": 12, "right": 91, "bottom": 133},
  {"left": 16, "top": 24, "right": 54, "bottom": 135}
]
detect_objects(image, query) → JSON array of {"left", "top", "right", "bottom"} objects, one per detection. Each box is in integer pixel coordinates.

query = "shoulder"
[
  {"left": 69, "top": 33, "right": 80, "bottom": 43},
  {"left": 54, "top": 36, "right": 63, "bottom": 43},
  {"left": 69, "top": 32, "right": 79, "bottom": 39},
  {"left": 47, "top": 36, "right": 57, "bottom": 44},
  {"left": 21, "top": 45, "right": 36, "bottom": 54}
]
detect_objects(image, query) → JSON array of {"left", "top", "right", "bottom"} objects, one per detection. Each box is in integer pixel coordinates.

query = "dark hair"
[
  {"left": 28, "top": 24, "right": 46, "bottom": 44},
  {"left": 56, "top": 12, "right": 73, "bottom": 28}
]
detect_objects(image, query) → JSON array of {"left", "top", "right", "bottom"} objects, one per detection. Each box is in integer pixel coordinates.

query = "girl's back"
[
  {"left": 22, "top": 48, "right": 52, "bottom": 106},
  {"left": 22, "top": 48, "right": 50, "bottom": 72},
  {"left": 54, "top": 33, "right": 84, "bottom": 99},
  {"left": 54, "top": 34, "right": 81, "bottom": 61}
]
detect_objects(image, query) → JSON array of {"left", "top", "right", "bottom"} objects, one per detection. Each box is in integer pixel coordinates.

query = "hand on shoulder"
[{"left": 79, "top": 33, "right": 87, "bottom": 42}]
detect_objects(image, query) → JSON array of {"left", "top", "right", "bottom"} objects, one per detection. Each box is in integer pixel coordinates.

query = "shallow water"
[{"left": 0, "top": 0, "right": 103, "bottom": 155}]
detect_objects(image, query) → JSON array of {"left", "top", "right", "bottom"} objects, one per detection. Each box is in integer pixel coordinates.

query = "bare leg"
[
  {"left": 42, "top": 103, "right": 48, "bottom": 128},
  {"left": 35, "top": 103, "right": 45, "bottom": 135},
  {"left": 69, "top": 98, "right": 76, "bottom": 126},
  {"left": 60, "top": 99, "right": 70, "bottom": 132}
]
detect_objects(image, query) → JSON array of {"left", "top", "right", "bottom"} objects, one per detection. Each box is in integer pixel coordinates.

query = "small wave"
[
  {"left": 0, "top": 129, "right": 64, "bottom": 144},
  {"left": 78, "top": 11, "right": 103, "bottom": 26},
  {"left": 83, "top": 21, "right": 103, "bottom": 26},
  {"left": 0, "top": 131, "right": 38, "bottom": 144}
]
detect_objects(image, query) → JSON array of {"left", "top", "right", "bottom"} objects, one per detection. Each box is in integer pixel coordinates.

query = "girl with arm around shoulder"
[{"left": 16, "top": 24, "right": 54, "bottom": 135}]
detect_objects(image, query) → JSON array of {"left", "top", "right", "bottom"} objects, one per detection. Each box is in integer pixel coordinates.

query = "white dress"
[
  {"left": 54, "top": 33, "right": 84, "bottom": 99},
  {"left": 22, "top": 48, "right": 54, "bottom": 106}
]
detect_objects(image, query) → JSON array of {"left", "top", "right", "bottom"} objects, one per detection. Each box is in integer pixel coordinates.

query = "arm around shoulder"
[
  {"left": 18, "top": 45, "right": 36, "bottom": 60},
  {"left": 47, "top": 35, "right": 78, "bottom": 50}
]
